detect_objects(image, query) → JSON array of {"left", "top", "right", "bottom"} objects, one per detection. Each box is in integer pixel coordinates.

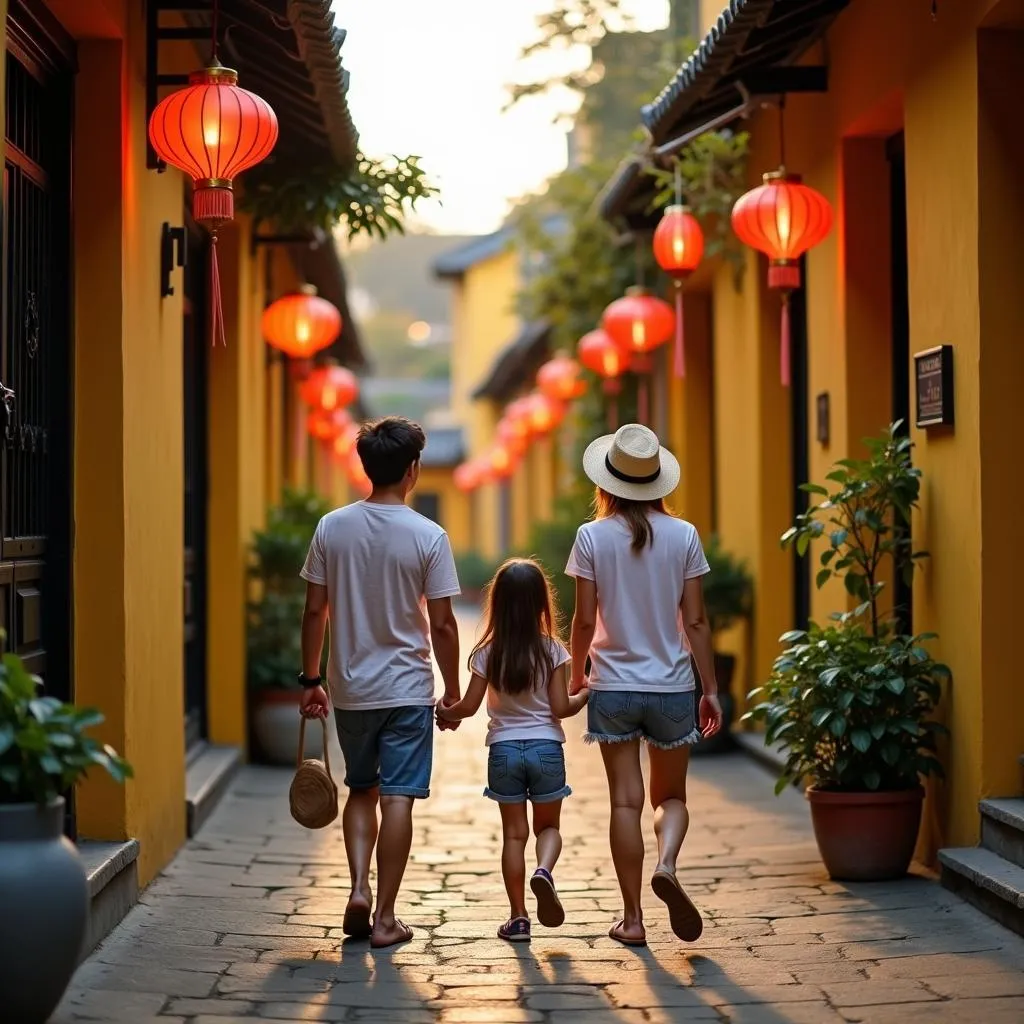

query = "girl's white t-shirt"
[
  {"left": 470, "top": 636, "right": 571, "bottom": 746},
  {"left": 565, "top": 513, "right": 710, "bottom": 692}
]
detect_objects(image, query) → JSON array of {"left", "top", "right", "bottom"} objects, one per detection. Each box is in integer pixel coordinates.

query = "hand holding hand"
[
  {"left": 299, "top": 684, "right": 331, "bottom": 720},
  {"left": 435, "top": 695, "right": 461, "bottom": 731},
  {"left": 568, "top": 675, "right": 588, "bottom": 697},
  {"left": 699, "top": 693, "right": 723, "bottom": 739}
]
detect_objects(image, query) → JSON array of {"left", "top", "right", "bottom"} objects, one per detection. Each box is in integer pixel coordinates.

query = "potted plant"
[
  {"left": 744, "top": 424, "right": 949, "bottom": 881},
  {"left": 247, "top": 489, "right": 331, "bottom": 765},
  {"left": 694, "top": 536, "right": 752, "bottom": 753},
  {"left": 0, "top": 653, "right": 131, "bottom": 1022},
  {"left": 453, "top": 551, "right": 498, "bottom": 605}
]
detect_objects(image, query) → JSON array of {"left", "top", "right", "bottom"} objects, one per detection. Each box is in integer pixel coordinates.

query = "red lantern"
[
  {"left": 333, "top": 422, "right": 359, "bottom": 461},
  {"left": 537, "top": 353, "right": 586, "bottom": 402},
  {"left": 731, "top": 170, "right": 833, "bottom": 386},
  {"left": 488, "top": 444, "right": 518, "bottom": 481},
  {"left": 653, "top": 205, "right": 704, "bottom": 378},
  {"left": 263, "top": 286, "right": 342, "bottom": 361},
  {"left": 503, "top": 397, "right": 534, "bottom": 437},
  {"left": 307, "top": 407, "right": 350, "bottom": 443},
  {"left": 601, "top": 287, "right": 676, "bottom": 356},
  {"left": 348, "top": 446, "right": 372, "bottom": 496},
  {"left": 149, "top": 62, "right": 278, "bottom": 346},
  {"left": 300, "top": 363, "right": 359, "bottom": 411},
  {"left": 578, "top": 329, "right": 627, "bottom": 430},
  {"left": 454, "top": 461, "right": 483, "bottom": 492},
  {"left": 523, "top": 392, "right": 565, "bottom": 436},
  {"left": 497, "top": 417, "right": 529, "bottom": 456}
]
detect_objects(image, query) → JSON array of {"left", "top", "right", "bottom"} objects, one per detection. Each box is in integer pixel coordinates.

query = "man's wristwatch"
[{"left": 298, "top": 673, "right": 322, "bottom": 689}]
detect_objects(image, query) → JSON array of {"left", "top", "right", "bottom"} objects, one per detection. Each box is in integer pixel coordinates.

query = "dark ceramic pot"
[
  {"left": 806, "top": 785, "right": 924, "bottom": 881},
  {"left": 0, "top": 797, "right": 89, "bottom": 1022}
]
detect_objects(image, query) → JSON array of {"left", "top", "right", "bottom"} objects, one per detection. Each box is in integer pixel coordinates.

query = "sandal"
[
  {"left": 342, "top": 899, "right": 372, "bottom": 939},
  {"left": 608, "top": 920, "right": 647, "bottom": 947},
  {"left": 497, "top": 916, "right": 531, "bottom": 943},
  {"left": 370, "top": 918, "right": 414, "bottom": 949},
  {"left": 651, "top": 869, "right": 703, "bottom": 941},
  {"left": 530, "top": 868, "right": 565, "bottom": 928}
]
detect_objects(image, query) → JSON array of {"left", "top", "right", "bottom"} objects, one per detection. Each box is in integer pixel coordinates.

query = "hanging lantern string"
[
  {"left": 674, "top": 160, "right": 682, "bottom": 207},
  {"left": 634, "top": 235, "right": 645, "bottom": 289},
  {"left": 210, "top": 0, "right": 220, "bottom": 60},
  {"left": 778, "top": 95, "right": 787, "bottom": 170}
]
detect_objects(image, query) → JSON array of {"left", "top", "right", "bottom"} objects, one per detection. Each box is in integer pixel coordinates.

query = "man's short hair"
[{"left": 356, "top": 417, "right": 426, "bottom": 487}]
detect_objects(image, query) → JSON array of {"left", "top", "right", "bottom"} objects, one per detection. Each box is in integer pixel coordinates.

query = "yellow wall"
[
  {"left": 416, "top": 467, "right": 470, "bottom": 554},
  {"left": 697, "top": 0, "right": 1023, "bottom": 850}
]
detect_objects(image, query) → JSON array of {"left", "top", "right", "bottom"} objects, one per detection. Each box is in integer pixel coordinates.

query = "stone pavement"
[{"left": 56, "top": 621, "right": 1024, "bottom": 1023}]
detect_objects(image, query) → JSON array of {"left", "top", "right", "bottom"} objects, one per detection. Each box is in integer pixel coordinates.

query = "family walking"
[{"left": 297, "top": 416, "right": 723, "bottom": 950}]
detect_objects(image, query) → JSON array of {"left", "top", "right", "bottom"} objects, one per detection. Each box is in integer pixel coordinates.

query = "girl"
[
  {"left": 437, "top": 558, "right": 588, "bottom": 943},
  {"left": 565, "top": 423, "right": 723, "bottom": 948}
]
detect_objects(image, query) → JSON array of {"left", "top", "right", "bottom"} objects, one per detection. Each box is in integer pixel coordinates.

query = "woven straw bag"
[{"left": 289, "top": 717, "right": 338, "bottom": 829}]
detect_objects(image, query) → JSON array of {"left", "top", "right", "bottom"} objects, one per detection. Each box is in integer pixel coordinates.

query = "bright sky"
[{"left": 334, "top": 0, "right": 670, "bottom": 236}]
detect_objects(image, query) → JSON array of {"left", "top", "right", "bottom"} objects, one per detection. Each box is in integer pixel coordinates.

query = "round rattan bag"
[{"left": 289, "top": 716, "right": 338, "bottom": 829}]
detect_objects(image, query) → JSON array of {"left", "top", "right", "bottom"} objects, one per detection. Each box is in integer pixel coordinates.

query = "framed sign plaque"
[
  {"left": 914, "top": 345, "right": 954, "bottom": 429},
  {"left": 816, "top": 392, "right": 830, "bottom": 446}
]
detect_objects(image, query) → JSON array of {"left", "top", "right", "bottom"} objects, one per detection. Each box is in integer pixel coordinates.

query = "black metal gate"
[
  {"left": 183, "top": 218, "right": 208, "bottom": 749},
  {"left": 1, "top": 2, "right": 74, "bottom": 706}
]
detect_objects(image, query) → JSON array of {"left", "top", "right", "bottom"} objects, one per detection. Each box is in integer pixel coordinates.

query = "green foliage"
[
  {"left": 702, "top": 537, "right": 753, "bottom": 634},
  {"left": 781, "top": 422, "right": 924, "bottom": 637},
  {"left": 454, "top": 552, "right": 501, "bottom": 594},
  {"left": 247, "top": 489, "right": 332, "bottom": 692},
  {"left": 0, "top": 654, "right": 132, "bottom": 805},
  {"left": 743, "top": 424, "right": 950, "bottom": 794},
  {"left": 240, "top": 153, "right": 438, "bottom": 240},
  {"left": 744, "top": 618, "right": 949, "bottom": 793}
]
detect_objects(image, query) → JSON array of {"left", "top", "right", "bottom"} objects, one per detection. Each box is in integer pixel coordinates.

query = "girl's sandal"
[
  {"left": 651, "top": 870, "right": 704, "bottom": 942},
  {"left": 608, "top": 920, "right": 647, "bottom": 947},
  {"left": 497, "top": 916, "right": 532, "bottom": 943},
  {"left": 530, "top": 868, "right": 565, "bottom": 928}
]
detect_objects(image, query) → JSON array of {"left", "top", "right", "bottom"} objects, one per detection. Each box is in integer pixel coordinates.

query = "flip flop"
[
  {"left": 342, "top": 899, "right": 372, "bottom": 939},
  {"left": 608, "top": 920, "right": 647, "bottom": 947},
  {"left": 530, "top": 869, "right": 565, "bottom": 928},
  {"left": 651, "top": 870, "right": 703, "bottom": 941},
  {"left": 370, "top": 918, "right": 414, "bottom": 949}
]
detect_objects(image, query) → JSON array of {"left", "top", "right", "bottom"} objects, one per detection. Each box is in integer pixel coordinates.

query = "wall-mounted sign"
[
  {"left": 914, "top": 345, "right": 954, "bottom": 429},
  {"left": 816, "top": 392, "right": 830, "bottom": 446}
]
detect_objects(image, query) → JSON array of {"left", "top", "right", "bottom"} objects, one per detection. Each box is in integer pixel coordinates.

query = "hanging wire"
[
  {"left": 778, "top": 95, "right": 787, "bottom": 170},
  {"left": 210, "top": 0, "right": 220, "bottom": 61},
  {"left": 931, "top": 0, "right": 938, "bottom": 20},
  {"left": 674, "top": 159, "right": 682, "bottom": 207},
  {"left": 634, "top": 234, "right": 645, "bottom": 288}
]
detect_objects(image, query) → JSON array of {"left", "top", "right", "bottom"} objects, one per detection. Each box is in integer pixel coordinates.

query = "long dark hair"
[
  {"left": 470, "top": 558, "right": 558, "bottom": 695},
  {"left": 595, "top": 488, "right": 671, "bottom": 553}
]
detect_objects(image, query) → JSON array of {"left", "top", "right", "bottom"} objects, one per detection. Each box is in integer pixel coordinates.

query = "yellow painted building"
[
  {"left": 434, "top": 227, "right": 561, "bottom": 563},
  {"left": 1, "top": 0, "right": 363, "bottom": 946},
  {"left": 601, "top": 0, "right": 1024, "bottom": 900}
]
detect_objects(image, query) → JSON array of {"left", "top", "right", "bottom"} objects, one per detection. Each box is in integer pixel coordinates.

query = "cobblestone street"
[{"left": 56, "top": 621, "right": 1024, "bottom": 1024}]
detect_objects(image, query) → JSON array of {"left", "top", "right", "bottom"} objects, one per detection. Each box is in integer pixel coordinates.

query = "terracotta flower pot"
[{"left": 806, "top": 785, "right": 924, "bottom": 881}]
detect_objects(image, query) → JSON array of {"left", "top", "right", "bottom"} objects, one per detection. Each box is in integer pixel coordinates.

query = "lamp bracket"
[{"left": 160, "top": 223, "right": 188, "bottom": 297}]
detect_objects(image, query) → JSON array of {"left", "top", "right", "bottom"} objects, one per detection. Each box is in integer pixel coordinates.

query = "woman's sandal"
[
  {"left": 608, "top": 920, "right": 647, "bottom": 947},
  {"left": 498, "top": 916, "right": 532, "bottom": 943},
  {"left": 651, "top": 870, "right": 703, "bottom": 941},
  {"left": 342, "top": 900, "right": 372, "bottom": 939},
  {"left": 370, "top": 918, "right": 414, "bottom": 949}
]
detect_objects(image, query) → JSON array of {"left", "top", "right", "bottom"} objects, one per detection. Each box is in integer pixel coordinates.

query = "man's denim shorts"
[
  {"left": 485, "top": 739, "right": 572, "bottom": 804},
  {"left": 586, "top": 690, "right": 702, "bottom": 750},
  {"left": 333, "top": 705, "right": 433, "bottom": 799}
]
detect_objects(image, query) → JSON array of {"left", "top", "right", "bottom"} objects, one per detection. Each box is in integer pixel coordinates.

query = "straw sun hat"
[{"left": 582, "top": 423, "right": 680, "bottom": 502}]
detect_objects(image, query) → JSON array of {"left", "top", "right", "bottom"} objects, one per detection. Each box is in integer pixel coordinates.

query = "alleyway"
[{"left": 56, "top": 619, "right": 1024, "bottom": 1024}]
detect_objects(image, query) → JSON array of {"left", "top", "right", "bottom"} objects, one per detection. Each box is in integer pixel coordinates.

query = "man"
[{"left": 298, "top": 416, "right": 462, "bottom": 949}]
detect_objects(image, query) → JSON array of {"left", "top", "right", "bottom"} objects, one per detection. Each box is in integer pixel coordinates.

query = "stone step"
[
  {"left": 981, "top": 798, "right": 1024, "bottom": 869},
  {"left": 939, "top": 846, "right": 1024, "bottom": 938},
  {"left": 185, "top": 743, "right": 241, "bottom": 837},
  {"left": 78, "top": 839, "right": 140, "bottom": 960}
]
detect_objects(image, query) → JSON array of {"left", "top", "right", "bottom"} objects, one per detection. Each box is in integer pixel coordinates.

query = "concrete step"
[
  {"left": 78, "top": 839, "right": 140, "bottom": 959},
  {"left": 939, "top": 846, "right": 1024, "bottom": 938},
  {"left": 185, "top": 743, "right": 241, "bottom": 837},
  {"left": 981, "top": 798, "right": 1024, "bottom": 869}
]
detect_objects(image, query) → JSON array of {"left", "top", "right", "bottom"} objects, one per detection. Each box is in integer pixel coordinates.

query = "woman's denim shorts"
[
  {"left": 586, "top": 690, "right": 702, "bottom": 749},
  {"left": 485, "top": 739, "right": 571, "bottom": 804}
]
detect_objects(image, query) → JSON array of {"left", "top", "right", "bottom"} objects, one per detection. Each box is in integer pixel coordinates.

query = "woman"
[{"left": 565, "top": 423, "right": 722, "bottom": 948}]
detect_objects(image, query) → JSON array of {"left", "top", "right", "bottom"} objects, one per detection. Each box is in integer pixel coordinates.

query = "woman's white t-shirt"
[
  {"left": 470, "top": 636, "right": 571, "bottom": 746},
  {"left": 565, "top": 513, "right": 710, "bottom": 693}
]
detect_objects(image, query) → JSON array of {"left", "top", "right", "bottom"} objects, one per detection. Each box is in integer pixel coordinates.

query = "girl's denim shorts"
[{"left": 485, "top": 739, "right": 571, "bottom": 804}]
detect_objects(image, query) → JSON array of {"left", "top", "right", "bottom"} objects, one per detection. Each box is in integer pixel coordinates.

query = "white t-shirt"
[
  {"left": 300, "top": 501, "right": 461, "bottom": 710},
  {"left": 565, "top": 513, "right": 710, "bottom": 693},
  {"left": 470, "top": 636, "right": 571, "bottom": 746}
]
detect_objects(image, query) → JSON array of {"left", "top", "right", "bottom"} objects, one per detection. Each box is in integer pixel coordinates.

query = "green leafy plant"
[
  {"left": 743, "top": 423, "right": 950, "bottom": 793},
  {"left": 247, "top": 489, "right": 332, "bottom": 693},
  {"left": 0, "top": 654, "right": 132, "bottom": 806},
  {"left": 702, "top": 536, "right": 752, "bottom": 634},
  {"left": 240, "top": 153, "right": 438, "bottom": 240},
  {"left": 454, "top": 552, "right": 500, "bottom": 595}
]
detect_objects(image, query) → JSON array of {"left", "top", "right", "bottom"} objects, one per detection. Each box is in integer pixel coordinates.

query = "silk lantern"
[
  {"left": 300, "top": 363, "right": 359, "bottom": 412},
  {"left": 307, "top": 407, "right": 350, "bottom": 443},
  {"left": 333, "top": 422, "right": 359, "bottom": 461},
  {"left": 731, "top": 170, "right": 833, "bottom": 386},
  {"left": 348, "top": 445, "right": 372, "bottom": 496},
  {"left": 488, "top": 444, "right": 517, "bottom": 481},
  {"left": 454, "top": 461, "right": 483, "bottom": 493},
  {"left": 149, "top": 61, "right": 278, "bottom": 346},
  {"left": 537, "top": 353, "right": 586, "bottom": 402},
  {"left": 578, "top": 328, "right": 626, "bottom": 430},
  {"left": 523, "top": 392, "right": 565, "bottom": 437},
  {"left": 652, "top": 205, "right": 704, "bottom": 378},
  {"left": 263, "top": 286, "right": 342, "bottom": 362},
  {"left": 497, "top": 417, "right": 529, "bottom": 457}
]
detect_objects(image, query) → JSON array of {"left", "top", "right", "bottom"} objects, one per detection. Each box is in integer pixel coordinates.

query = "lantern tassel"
[
  {"left": 673, "top": 285, "right": 685, "bottom": 379},
  {"left": 209, "top": 233, "right": 227, "bottom": 347},
  {"left": 780, "top": 295, "right": 791, "bottom": 388}
]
